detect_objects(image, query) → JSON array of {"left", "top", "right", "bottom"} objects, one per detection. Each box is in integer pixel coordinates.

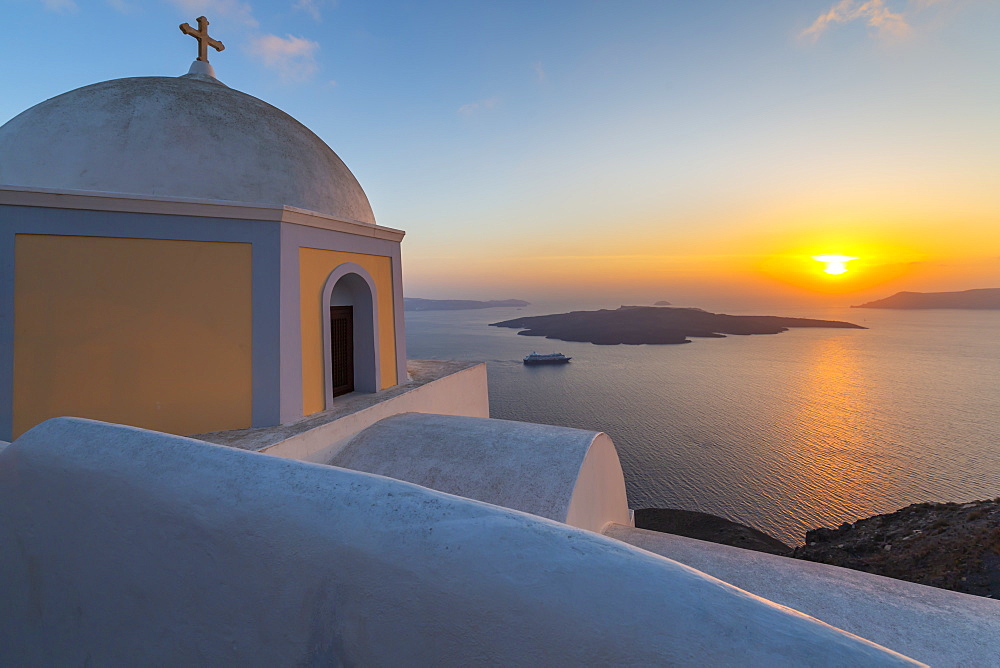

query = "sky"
[{"left": 2, "top": 0, "right": 998, "bottom": 309}]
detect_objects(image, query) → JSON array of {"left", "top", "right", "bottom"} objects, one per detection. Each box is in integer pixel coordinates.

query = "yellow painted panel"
[
  {"left": 13, "top": 235, "right": 252, "bottom": 438},
  {"left": 299, "top": 248, "right": 397, "bottom": 416}
]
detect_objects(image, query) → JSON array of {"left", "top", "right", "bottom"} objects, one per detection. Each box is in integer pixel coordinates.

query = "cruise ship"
[{"left": 523, "top": 352, "right": 571, "bottom": 365}]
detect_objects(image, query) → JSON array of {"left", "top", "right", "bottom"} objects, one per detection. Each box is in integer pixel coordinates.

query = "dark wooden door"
[{"left": 330, "top": 306, "right": 354, "bottom": 397}]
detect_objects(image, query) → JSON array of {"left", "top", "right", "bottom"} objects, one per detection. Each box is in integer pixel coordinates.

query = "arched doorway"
[{"left": 321, "top": 264, "right": 380, "bottom": 408}]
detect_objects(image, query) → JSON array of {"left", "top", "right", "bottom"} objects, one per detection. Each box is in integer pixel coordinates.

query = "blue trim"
[
  {"left": 0, "top": 204, "right": 274, "bottom": 242},
  {"left": 278, "top": 226, "right": 304, "bottom": 423},
  {"left": 251, "top": 228, "right": 282, "bottom": 427},
  {"left": 282, "top": 223, "right": 401, "bottom": 257},
  {"left": 0, "top": 224, "right": 16, "bottom": 441},
  {"left": 390, "top": 243, "right": 408, "bottom": 382}
]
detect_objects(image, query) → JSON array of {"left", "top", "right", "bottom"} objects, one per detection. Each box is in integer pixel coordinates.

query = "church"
[
  {"left": 1, "top": 18, "right": 996, "bottom": 666},
  {"left": 0, "top": 17, "right": 406, "bottom": 441}
]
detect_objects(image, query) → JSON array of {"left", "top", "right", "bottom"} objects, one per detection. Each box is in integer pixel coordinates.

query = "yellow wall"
[
  {"left": 13, "top": 235, "right": 253, "bottom": 438},
  {"left": 299, "top": 248, "right": 397, "bottom": 415}
]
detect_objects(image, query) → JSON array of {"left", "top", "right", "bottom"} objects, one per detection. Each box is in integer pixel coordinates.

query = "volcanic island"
[{"left": 490, "top": 305, "right": 865, "bottom": 345}]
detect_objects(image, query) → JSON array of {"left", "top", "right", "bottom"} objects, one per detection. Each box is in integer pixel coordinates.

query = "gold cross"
[{"left": 179, "top": 16, "right": 225, "bottom": 63}]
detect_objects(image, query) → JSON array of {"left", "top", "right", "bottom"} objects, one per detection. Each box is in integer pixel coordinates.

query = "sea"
[{"left": 405, "top": 301, "right": 1000, "bottom": 546}]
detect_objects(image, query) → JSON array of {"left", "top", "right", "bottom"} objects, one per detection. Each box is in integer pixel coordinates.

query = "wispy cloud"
[
  {"left": 294, "top": 0, "right": 335, "bottom": 21},
  {"left": 248, "top": 34, "right": 320, "bottom": 81},
  {"left": 168, "top": 0, "right": 259, "bottom": 28},
  {"left": 169, "top": 0, "right": 329, "bottom": 82},
  {"left": 40, "top": 0, "right": 78, "bottom": 13},
  {"left": 801, "top": 0, "right": 925, "bottom": 42},
  {"left": 533, "top": 61, "right": 547, "bottom": 84},
  {"left": 106, "top": 0, "right": 136, "bottom": 11},
  {"left": 458, "top": 97, "right": 499, "bottom": 116}
]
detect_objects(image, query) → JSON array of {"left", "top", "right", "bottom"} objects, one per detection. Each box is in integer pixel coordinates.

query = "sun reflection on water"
[{"left": 781, "top": 335, "right": 902, "bottom": 533}]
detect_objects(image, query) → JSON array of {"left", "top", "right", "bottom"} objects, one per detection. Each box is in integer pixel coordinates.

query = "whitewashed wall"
[
  {"left": 263, "top": 362, "right": 489, "bottom": 462},
  {"left": 329, "top": 413, "right": 630, "bottom": 533},
  {"left": 606, "top": 524, "right": 1000, "bottom": 667},
  {"left": 0, "top": 418, "right": 919, "bottom": 666}
]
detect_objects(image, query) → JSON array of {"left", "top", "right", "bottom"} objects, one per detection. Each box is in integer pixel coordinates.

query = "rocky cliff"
[
  {"left": 793, "top": 499, "right": 1000, "bottom": 598},
  {"left": 640, "top": 500, "right": 1000, "bottom": 599}
]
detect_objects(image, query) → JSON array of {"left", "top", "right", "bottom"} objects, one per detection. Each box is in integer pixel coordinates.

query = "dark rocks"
[
  {"left": 793, "top": 499, "right": 1000, "bottom": 598},
  {"left": 634, "top": 508, "right": 792, "bottom": 556},
  {"left": 636, "top": 500, "right": 1000, "bottom": 599}
]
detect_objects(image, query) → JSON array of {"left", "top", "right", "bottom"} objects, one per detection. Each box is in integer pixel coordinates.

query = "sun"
[{"left": 812, "top": 254, "right": 858, "bottom": 275}]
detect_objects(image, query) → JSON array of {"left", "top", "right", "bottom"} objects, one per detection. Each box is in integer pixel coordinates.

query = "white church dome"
[{"left": 0, "top": 74, "right": 376, "bottom": 224}]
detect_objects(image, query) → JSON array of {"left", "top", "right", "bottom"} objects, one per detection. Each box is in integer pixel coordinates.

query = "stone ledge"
[{"left": 194, "top": 360, "right": 483, "bottom": 452}]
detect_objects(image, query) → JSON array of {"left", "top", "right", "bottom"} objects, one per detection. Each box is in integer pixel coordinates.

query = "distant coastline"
[
  {"left": 853, "top": 288, "right": 1000, "bottom": 310},
  {"left": 491, "top": 305, "right": 864, "bottom": 345},
  {"left": 404, "top": 298, "right": 530, "bottom": 312}
]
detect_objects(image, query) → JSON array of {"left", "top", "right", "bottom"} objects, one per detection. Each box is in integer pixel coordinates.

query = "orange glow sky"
[
  {"left": 405, "top": 186, "right": 999, "bottom": 307},
  {"left": 388, "top": 2, "right": 1000, "bottom": 308}
]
